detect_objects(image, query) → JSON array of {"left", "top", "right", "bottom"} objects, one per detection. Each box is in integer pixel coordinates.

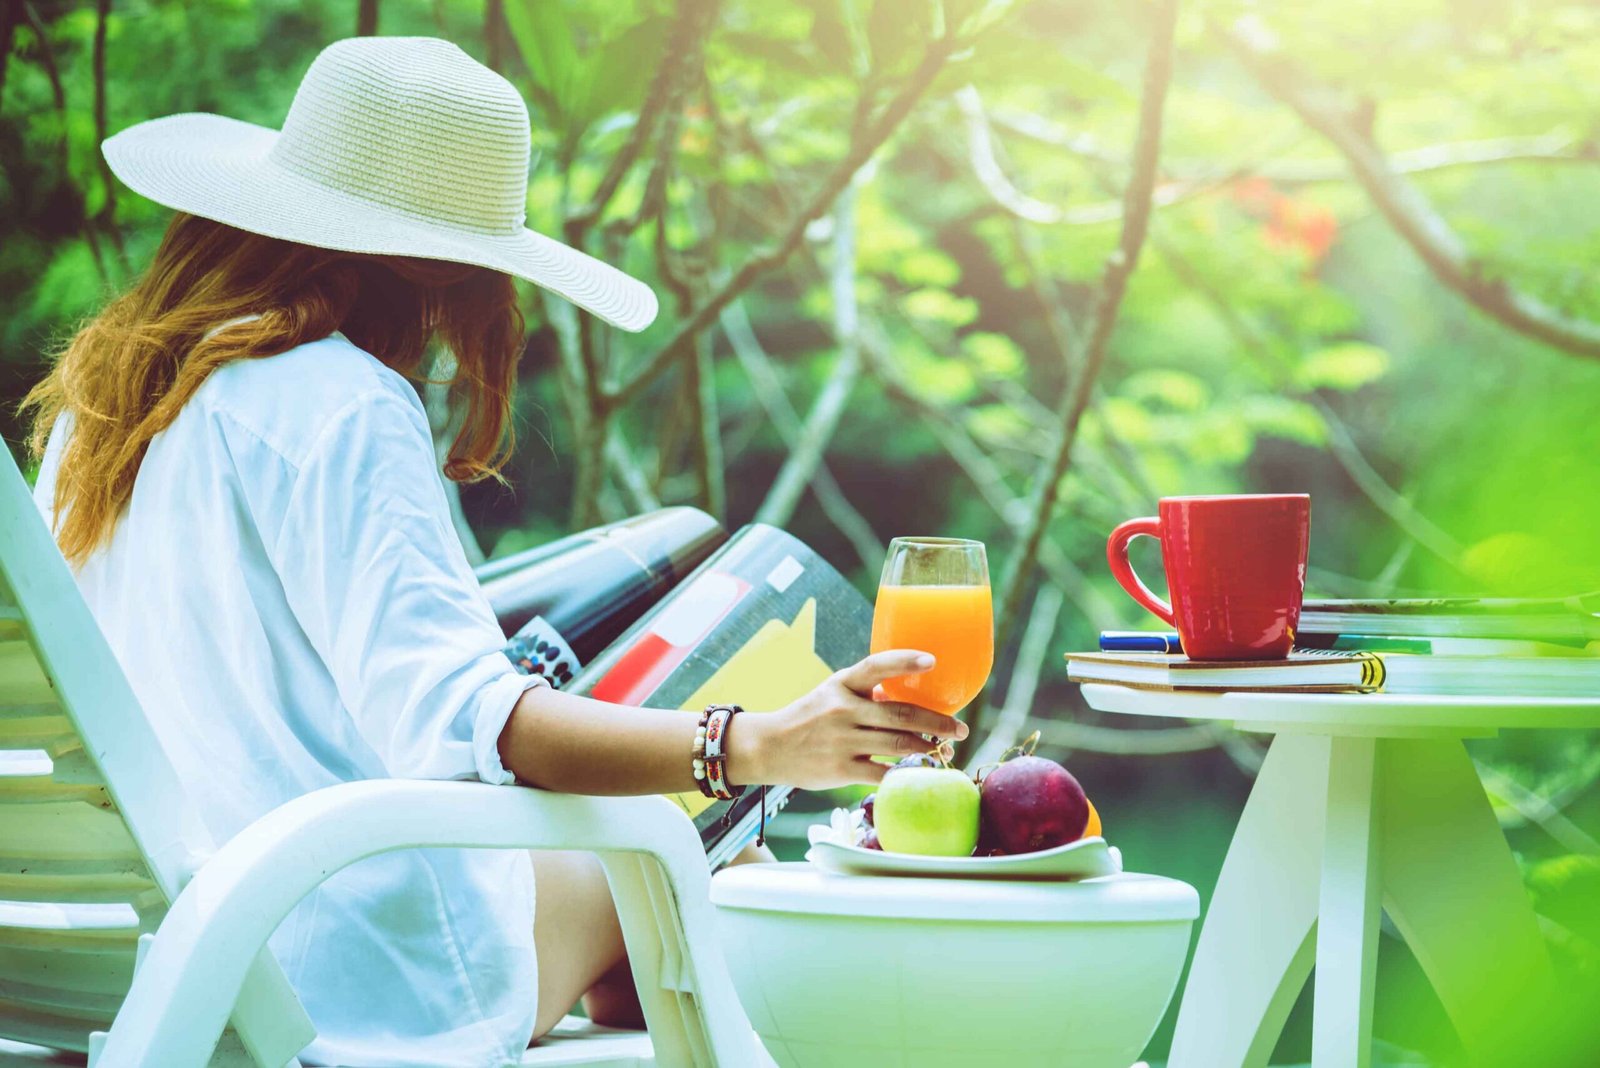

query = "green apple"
[{"left": 873, "top": 767, "right": 981, "bottom": 857}]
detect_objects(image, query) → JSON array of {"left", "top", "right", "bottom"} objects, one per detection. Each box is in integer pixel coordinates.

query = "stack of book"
[{"left": 1066, "top": 593, "right": 1600, "bottom": 696}]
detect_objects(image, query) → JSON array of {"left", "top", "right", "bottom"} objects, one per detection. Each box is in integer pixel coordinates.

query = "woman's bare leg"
[
  {"left": 581, "top": 957, "right": 647, "bottom": 1031},
  {"left": 530, "top": 840, "right": 777, "bottom": 1041},
  {"left": 733, "top": 841, "right": 777, "bottom": 865},
  {"left": 530, "top": 850, "right": 631, "bottom": 1039}
]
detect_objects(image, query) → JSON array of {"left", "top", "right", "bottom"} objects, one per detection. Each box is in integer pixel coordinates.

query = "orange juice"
[{"left": 869, "top": 584, "right": 994, "bottom": 715}]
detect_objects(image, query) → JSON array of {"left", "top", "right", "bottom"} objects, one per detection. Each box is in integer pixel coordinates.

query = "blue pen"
[
  {"left": 1099, "top": 631, "right": 1184, "bottom": 654},
  {"left": 1096, "top": 631, "right": 1437, "bottom": 655}
]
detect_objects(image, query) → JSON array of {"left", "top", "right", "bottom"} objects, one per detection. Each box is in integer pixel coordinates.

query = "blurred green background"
[{"left": 4, "top": 1, "right": 1599, "bottom": 1063}]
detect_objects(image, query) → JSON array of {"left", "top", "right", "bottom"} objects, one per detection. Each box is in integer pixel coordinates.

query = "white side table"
[
  {"left": 710, "top": 863, "right": 1197, "bottom": 1068},
  {"left": 1078, "top": 685, "right": 1600, "bottom": 1068}
]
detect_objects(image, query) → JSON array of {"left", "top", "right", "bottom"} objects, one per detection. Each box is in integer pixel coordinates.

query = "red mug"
[{"left": 1106, "top": 494, "right": 1310, "bottom": 660}]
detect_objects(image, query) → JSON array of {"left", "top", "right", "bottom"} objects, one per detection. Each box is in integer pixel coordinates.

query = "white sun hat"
[{"left": 101, "top": 36, "right": 658, "bottom": 332}]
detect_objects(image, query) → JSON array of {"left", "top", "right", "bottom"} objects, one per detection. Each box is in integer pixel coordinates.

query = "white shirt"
[{"left": 35, "top": 334, "right": 544, "bottom": 1067}]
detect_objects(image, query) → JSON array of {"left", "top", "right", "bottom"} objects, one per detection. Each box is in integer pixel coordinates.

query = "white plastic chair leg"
[
  {"left": 89, "top": 940, "right": 308, "bottom": 1068},
  {"left": 599, "top": 852, "right": 753, "bottom": 1068},
  {"left": 94, "top": 782, "right": 758, "bottom": 1068}
]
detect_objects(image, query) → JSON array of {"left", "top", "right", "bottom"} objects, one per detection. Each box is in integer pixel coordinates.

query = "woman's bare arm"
[{"left": 496, "top": 649, "right": 966, "bottom": 795}]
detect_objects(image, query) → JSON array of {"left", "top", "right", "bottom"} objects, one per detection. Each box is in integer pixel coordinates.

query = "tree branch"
[
  {"left": 755, "top": 183, "right": 862, "bottom": 528},
  {"left": 1035, "top": 719, "right": 1228, "bottom": 755},
  {"left": 1221, "top": 21, "right": 1600, "bottom": 361},
  {"left": 989, "top": 0, "right": 1180, "bottom": 676},
  {"left": 605, "top": 31, "right": 965, "bottom": 409},
  {"left": 570, "top": 417, "right": 609, "bottom": 529},
  {"left": 21, "top": 4, "right": 66, "bottom": 176},
  {"left": 1258, "top": 134, "right": 1596, "bottom": 185},
  {"left": 575, "top": 308, "right": 606, "bottom": 420},
  {"left": 1151, "top": 229, "right": 1468, "bottom": 570},
  {"left": 0, "top": 0, "right": 19, "bottom": 107},
  {"left": 959, "top": 86, "right": 1230, "bottom": 226},
  {"left": 964, "top": 82, "right": 1468, "bottom": 575},
  {"left": 565, "top": 0, "right": 719, "bottom": 246},
  {"left": 91, "top": 0, "right": 126, "bottom": 267},
  {"left": 1474, "top": 760, "right": 1600, "bottom": 857},
  {"left": 605, "top": 426, "right": 661, "bottom": 514},
  {"left": 860, "top": 320, "right": 1125, "bottom": 629},
  {"left": 752, "top": 346, "right": 862, "bottom": 530},
  {"left": 721, "top": 301, "right": 883, "bottom": 568},
  {"left": 686, "top": 333, "right": 725, "bottom": 517},
  {"left": 617, "top": 29, "right": 704, "bottom": 247},
  {"left": 21, "top": 2, "right": 109, "bottom": 280},
  {"left": 990, "top": 109, "right": 1595, "bottom": 186},
  {"left": 356, "top": 0, "right": 379, "bottom": 36},
  {"left": 964, "top": 584, "right": 1063, "bottom": 769},
  {"left": 484, "top": 0, "right": 505, "bottom": 72},
  {"left": 540, "top": 285, "right": 608, "bottom": 529}
]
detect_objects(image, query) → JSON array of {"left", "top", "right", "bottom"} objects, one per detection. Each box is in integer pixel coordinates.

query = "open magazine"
[{"left": 534, "top": 524, "right": 871, "bottom": 869}]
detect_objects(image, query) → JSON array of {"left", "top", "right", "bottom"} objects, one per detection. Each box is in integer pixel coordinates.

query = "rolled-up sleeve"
[{"left": 270, "top": 387, "right": 543, "bottom": 784}]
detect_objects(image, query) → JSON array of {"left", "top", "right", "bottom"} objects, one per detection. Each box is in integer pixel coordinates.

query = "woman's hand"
[{"left": 726, "top": 649, "right": 966, "bottom": 790}]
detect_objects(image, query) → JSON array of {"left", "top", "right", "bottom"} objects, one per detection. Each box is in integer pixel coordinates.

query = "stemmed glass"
[{"left": 868, "top": 538, "right": 994, "bottom": 719}]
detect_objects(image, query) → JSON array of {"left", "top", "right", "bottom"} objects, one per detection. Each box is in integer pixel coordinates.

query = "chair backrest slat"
[
  {"left": 0, "top": 638, "right": 58, "bottom": 709},
  {"left": 42, "top": 750, "right": 106, "bottom": 788},
  {"left": 0, "top": 448, "right": 317, "bottom": 1061},
  {"left": 0, "top": 452, "right": 316, "bottom": 1057},
  {"left": 0, "top": 459, "right": 196, "bottom": 901},
  {"left": 0, "top": 772, "right": 111, "bottom": 806},
  {"left": 0, "top": 705, "right": 65, "bottom": 721},
  {"left": 0, "top": 874, "right": 159, "bottom": 906},
  {"left": 0, "top": 802, "right": 144, "bottom": 864},
  {"left": 0, "top": 980, "right": 124, "bottom": 1019},
  {"left": 0, "top": 999, "right": 112, "bottom": 1055},
  {"left": 0, "top": 716, "right": 77, "bottom": 751}
]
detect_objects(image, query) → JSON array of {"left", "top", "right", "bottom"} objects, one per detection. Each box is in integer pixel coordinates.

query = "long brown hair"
[{"left": 23, "top": 213, "right": 524, "bottom": 565}]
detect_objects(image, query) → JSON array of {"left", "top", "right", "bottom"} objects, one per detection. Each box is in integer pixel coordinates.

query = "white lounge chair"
[{"left": 0, "top": 447, "right": 759, "bottom": 1068}]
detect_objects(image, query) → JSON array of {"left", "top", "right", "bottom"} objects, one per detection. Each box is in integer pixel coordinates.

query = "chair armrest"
[{"left": 96, "top": 781, "right": 756, "bottom": 1068}]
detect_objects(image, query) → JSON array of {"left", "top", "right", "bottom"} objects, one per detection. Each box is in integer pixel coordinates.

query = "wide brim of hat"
[{"left": 103, "top": 113, "right": 658, "bottom": 332}]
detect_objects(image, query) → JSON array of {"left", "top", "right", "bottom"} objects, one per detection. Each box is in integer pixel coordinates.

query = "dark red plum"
[
  {"left": 860, "top": 828, "right": 882, "bottom": 850},
  {"left": 979, "top": 755, "right": 1089, "bottom": 854}
]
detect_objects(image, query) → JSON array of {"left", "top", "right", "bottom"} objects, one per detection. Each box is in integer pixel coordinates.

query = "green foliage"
[
  {"left": 504, "top": 1, "right": 669, "bottom": 159},
  {"left": 4, "top": 3, "right": 1599, "bottom": 1059},
  {"left": 1295, "top": 342, "right": 1391, "bottom": 392}
]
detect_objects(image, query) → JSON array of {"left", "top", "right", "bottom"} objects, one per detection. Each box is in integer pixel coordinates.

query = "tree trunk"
[{"left": 485, "top": 0, "right": 505, "bottom": 71}]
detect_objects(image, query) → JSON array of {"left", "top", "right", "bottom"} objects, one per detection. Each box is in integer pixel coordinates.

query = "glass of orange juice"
[{"left": 869, "top": 537, "right": 994, "bottom": 717}]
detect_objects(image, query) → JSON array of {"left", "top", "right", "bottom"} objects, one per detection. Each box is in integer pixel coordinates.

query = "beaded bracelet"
[
  {"left": 691, "top": 710, "right": 715, "bottom": 798},
  {"left": 699, "top": 703, "right": 746, "bottom": 801}
]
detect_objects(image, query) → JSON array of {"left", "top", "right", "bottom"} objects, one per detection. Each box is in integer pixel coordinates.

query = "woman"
[{"left": 24, "top": 36, "right": 958, "bottom": 1068}]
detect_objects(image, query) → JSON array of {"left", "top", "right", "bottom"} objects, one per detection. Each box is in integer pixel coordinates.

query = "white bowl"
[{"left": 711, "top": 863, "right": 1198, "bottom": 1068}]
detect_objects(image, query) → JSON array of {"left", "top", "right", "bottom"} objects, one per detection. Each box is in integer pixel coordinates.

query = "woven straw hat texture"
[{"left": 103, "top": 36, "right": 658, "bottom": 332}]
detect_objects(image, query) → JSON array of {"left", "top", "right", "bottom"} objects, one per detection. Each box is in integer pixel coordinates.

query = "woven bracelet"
[{"left": 702, "top": 704, "right": 746, "bottom": 801}]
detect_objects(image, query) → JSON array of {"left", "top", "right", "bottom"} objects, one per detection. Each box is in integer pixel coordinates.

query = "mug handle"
[{"left": 1106, "top": 516, "right": 1176, "bottom": 627}]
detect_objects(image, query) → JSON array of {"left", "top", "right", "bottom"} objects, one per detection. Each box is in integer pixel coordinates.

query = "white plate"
[{"left": 805, "top": 835, "right": 1123, "bottom": 881}]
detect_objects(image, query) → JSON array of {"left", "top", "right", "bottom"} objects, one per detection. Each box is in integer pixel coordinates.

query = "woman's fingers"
[
  {"left": 855, "top": 727, "right": 947, "bottom": 758},
  {"left": 835, "top": 649, "right": 934, "bottom": 696},
  {"left": 855, "top": 698, "right": 967, "bottom": 740},
  {"left": 850, "top": 757, "right": 890, "bottom": 785}
]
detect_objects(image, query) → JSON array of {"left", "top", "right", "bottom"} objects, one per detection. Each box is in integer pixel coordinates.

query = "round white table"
[{"left": 1078, "top": 684, "right": 1600, "bottom": 1068}]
